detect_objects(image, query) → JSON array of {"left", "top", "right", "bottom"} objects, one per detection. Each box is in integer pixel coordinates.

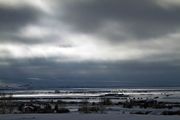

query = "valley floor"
[{"left": 1, "top": 113, "right": 180, "bottom": 120}]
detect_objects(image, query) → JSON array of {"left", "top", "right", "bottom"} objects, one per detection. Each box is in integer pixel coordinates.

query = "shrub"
[
  {"left": 79, "top": 106, "right": 101, "bottom": 113},
  {"left": 56, "top": 108, "right": 70, "bottom": 113},
  {"left": 161, "top": 111, "right": 180, "bottom": 115}
]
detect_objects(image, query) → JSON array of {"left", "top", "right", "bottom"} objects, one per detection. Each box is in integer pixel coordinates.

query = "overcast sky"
[{"left": 0, "top": 0, "right": 180, "bottom": 88}]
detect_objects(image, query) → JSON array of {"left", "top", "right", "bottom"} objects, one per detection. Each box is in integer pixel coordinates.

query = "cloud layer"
[{"left": 0, "top": 0, "right": 180, "bottom": 87}]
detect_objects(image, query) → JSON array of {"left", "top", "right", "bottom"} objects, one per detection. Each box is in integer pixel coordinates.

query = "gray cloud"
[
  {"left": 60, "top": 0, "right": 180, "bottom": 40},
  {"left": 0, "top": 59, "right": 180, "bottom": 88},
  {"left": 0, "top": 0, "right": 180, "bottom": 88},
  {"left": 0, "top": 6, "right": 39, "bottom": 32}
]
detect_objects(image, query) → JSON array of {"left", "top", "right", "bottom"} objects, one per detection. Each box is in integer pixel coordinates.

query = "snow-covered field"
[
  {"left": 2, "top": 88, "right": 180, "bottom": 102},
  {"left": 1, "top": 88, "right": 180, "bottom": 119},
  {"left": 1, "top": 113, "right": 180, "bottom": 120}
]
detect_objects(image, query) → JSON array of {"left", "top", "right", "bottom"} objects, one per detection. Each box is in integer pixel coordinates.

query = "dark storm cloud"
[
  {"left": 0, "top": 6, "right": 39, "bottom": 32},
  {"left": 0, "top": 5, "right": 60, "bottom": 45},
  {"left": 1, "top": 59, "right": 180, "bottom": 88},
  {"left": 61, "top": 0, "right": 180, "bottom": 40}
]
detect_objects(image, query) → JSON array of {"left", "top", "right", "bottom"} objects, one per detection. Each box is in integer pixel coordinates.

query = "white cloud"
[
  {"left": 2, "top": 31, "right": 180, "bottom": 63},
  {"left": 19, "top": 25, "right": 58, "bottom": 39},
  {"left": 156, "top": 0, "right": 180, "bottom": 9},
  {"left": 0, "top": 0, "right": 54, "bottom": 14},
  {"left": 0, "top": 37, "right": 180, "bottom": 65}
]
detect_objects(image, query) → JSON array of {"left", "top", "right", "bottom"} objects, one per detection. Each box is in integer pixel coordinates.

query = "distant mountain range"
[{"left": 0, "top": 82, "right": 32, "bottom": 90}]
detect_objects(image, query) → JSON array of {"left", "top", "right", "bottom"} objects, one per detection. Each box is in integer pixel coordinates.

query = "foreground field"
[
  {"left": 1, "top": 88, "right": 180, "bottom": 116},
  {"left": 1, "top": 113, "right": 180, "bottom": 120}
]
